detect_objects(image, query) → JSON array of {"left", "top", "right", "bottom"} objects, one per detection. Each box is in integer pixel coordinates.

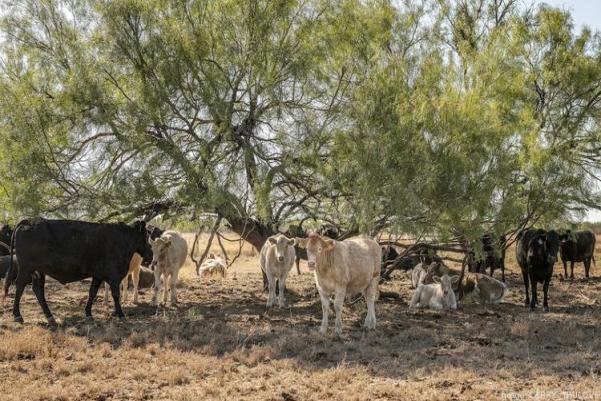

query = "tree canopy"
[{"left": 0, "top": 0, "right": 599, "bottom": 248}]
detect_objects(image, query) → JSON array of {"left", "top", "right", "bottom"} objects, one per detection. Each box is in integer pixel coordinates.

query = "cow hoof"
[
  {"left": 47, "top": 317, "right": 57, "bottom": 326},
  {"left": 543, "top": 306, "right": 549, "bottom": 313},
  {"left": 14, "top": 316, "right": 24, "bottom": 324},
  {"left": 85, "top": 316, "right": 94, "bottom": 322}
]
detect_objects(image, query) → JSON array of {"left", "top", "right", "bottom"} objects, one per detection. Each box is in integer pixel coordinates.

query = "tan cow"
[
  {"left": 260, "top": 235, "right": 296, "bottom": 308},
  {"left": 299, "top": 233, "right": 381, "bottom": 335},
  {"left": 150, "top": 230, "right": 188, "bottom": 305},
  {"left": 463, "top": 272, "right": 507, "bottom": 304},
  {"left": 103, "top": 252, "right": 144, "bottom": 305}
]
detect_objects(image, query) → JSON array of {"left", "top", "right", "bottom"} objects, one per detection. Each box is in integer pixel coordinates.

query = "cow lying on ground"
[
  {"left": 3, "top": 219, "right": 151, "bottom": 324},
  {"left": 462, "top": 273, "right": 507, "bottom": 304},
  {"left": 411, "top": 262, "right": 427, "bottom": 288},
  {"left": 409, "top": 274, "right": 458, "bottom": 310},
  {"left": 150, "top": 230, "right": 188, "bottom": 306},
  {"left": 260, "top": 235, "right": 296, "bottom": 308},
  {"left": 559, "top": 230, "right": 596, "bottom": 279},
  {"left": 299, "top": 233, "right": 381, "bottom": 335},
  {"left": 199, "top": 254, "right": 227, "bottom": 279},
  {"left": 516, "top": 228, "right": 560, "bottom": 312}
]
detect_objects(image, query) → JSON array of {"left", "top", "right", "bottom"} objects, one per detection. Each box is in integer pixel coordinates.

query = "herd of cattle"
[{"left": 0, "top": 219, "right": 597, "bottom": 335}]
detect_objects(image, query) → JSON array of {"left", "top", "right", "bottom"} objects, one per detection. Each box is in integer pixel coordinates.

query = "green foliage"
[{"left": 0, "top": 0, "right": 599, "bottom": 241}]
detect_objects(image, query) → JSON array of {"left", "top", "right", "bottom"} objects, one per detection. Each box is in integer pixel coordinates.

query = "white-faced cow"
[
  {"left": 516, "top": 228, "right": 561, "bottom": 312},
  {"left": 409, "top": 274, "right": 459, "bottom": 310},
  {"left": 559, "top": 230, "right": 596, "bottom": 279},
  {"left": 150, "top": 230, "right": 188, "bottom": 306},
  {"left": 260, "top": 234, "right": 296, "bottom": 308},
  {"left": 3, "top": 219, "right": 151, "bottom": 324},
  {"left": 299, "top": 233, "right": 381, "bottom": 335}
]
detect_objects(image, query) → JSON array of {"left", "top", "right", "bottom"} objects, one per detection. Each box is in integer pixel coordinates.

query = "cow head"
[
  {"left": 150, "top": 236, "right": 171, "bottom": 270},
  {"left": 130, "top": 220, "right": 152, "bottom": 263},
  {"left": 559, "top": 229, "right": 572, "bottom": 244},
  {"left": 530, "top": 230, "right": 561, "bottom": 265},
  {"left": 302, "top": 232, "right": 335, "bottom": 271},
  {"left": 268, "top": 235, "right": 295, "bottom": 263},
  {"left": 433, "top": 274, "right": 459, "bottom": 297}
]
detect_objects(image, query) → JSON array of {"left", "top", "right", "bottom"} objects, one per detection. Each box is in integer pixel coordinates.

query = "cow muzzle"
[
  {"left": 278, "top": 255, "right": 284, "bottom": 262},
  {"left": 150, "top": 261, "right": 157, "bottom": 270}
]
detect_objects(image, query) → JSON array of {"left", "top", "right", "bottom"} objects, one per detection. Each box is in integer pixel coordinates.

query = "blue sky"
[
  {"left": 539, "top": 0, "right": 601, "bottom": 32},
  {"left": 538, "top": 1, "right": 601, "bottom": 221}
]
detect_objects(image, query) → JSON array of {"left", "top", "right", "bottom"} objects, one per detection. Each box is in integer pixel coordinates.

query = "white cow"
[
  {"left": 409, "top": 274, "right": 458, "bottom": 310},
  {"left": 103, "top": 252, "right": 144, "bottom": 305},
  {"left": 260, "top": 235, "right": 296, "bottom": 308},
  {"left": 198, "top": 253, "right": 227, "bottom": 279},
  {"left": 299, "top": 233, "right": 381, "bottom": 335},
  {"left": 150, "top": 230, "right": 188, "bottom": 305},
  {"left": 411, "top": 262, "right": 427, "bottom": 288}
]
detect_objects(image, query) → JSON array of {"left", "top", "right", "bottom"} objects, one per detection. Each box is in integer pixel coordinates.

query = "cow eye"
[{"left": 318, "top": 247, "right": 322, "bottom": 252}]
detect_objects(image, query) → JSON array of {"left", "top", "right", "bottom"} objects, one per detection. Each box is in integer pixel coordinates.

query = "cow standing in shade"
[
  {"left": 150, "top": 230, "right": 188, "bottom": 306},
  {"left": 0, "top": 225, "right": 12, "bottom": 256},
  {"left": 559, "top": 230, "right": 596, "bottom": 279},
  {"left": 260, "top": 235, "right": 296, "bottom": 308},
  {"left": 516, "top": 228, "right": 561, "bottom": 312},
  {"left": 4, "top": 219, "right": 151, "bottom": 324},
  {"left": 299, "top": 233, "right": 381, "bottom": 335}
]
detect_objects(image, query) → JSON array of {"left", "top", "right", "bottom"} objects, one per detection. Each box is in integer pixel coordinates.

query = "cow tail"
[{"left": 3, "top": 221, "right": 22, "bottom": 300}]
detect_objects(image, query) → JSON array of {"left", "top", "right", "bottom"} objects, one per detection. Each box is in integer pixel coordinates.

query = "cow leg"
[
  {"left": 318, "top": 290, "right": 330, "bottom": 334},
  {"left": 266, "top": 272, "right": 276, "bottom": 308},
  {"left": 333, "top": 289, "right": 345, "bottom": 336},
  {"left": 152, "top": 270, "right": 162, "bottom": 306},
  {"left": 584, "top": 258, "right": 591, "bottom": 278},
  {"left": 363, "top": 279, "right": 377, "bottom": 330},
  {"left": 85, "top": 277, "right": 103, "bottom": 320},
  {"left": 521, "top": 269, "right": 530, "bottom": 307},
  {"left": 489, "top": 263, "right": 494, "bottom": 278},
  {"left": 542, "top": 277, "right": 551, "bottom": 312},
  {"left": 109, "top": 281, "right": 125, "bottom": 319},
  {"left": 570, "top": 261, "right": 575, "bottom": 279},
  {"left": 132, "top": 267, "right": 140, "bottom": 304},
  {"left": 261, "top": 269, "right": 268, "bottom": 291},
  {"left": 529, "top": 275, "right": 537, "bottom": 311},
  {"left": 163, "top": 273, "right": 170, "bottom": 305},
  {"left": 12, "top": 273, "right": 30, "bottom": 323},
  {"left": 562, "top": 260, "right": 568, "bottom": 278},
  {"left": 103, "top": 283, "right": 110, "bottom": 306},
  {"left": 31, "top": 273, "right": 55, "bottom": 326},
  {"left": 169, "top": 270, "right": 178, "bottom": 305},
  {"left": 277, "top": 272, "right": 288, "bottom": 308},
  {"left": 121, "top": 275, "right": 128, "bottom": 304},
  {"left": 296, "top": 258, "right": 301, "bottom": 275}
]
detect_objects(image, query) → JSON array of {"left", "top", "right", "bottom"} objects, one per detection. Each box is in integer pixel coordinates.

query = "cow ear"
[
  {"left": 164, "top": 239, "right": 172, "bottom": 248},
  {"left": 451, "top": 275, "right": 460, "bottom": 284},
  {"left": 268, "top": 237, "right": 277, "bottom": 245},
  {"left": 288, "top": 238, "right": 296, "bottom": 246},
  {"left": 296, "top": 238, "right": 307, "bottom": 248},
  {"left": 432, "top": 275, "right": 441, "bottom": 283},
  {"left": 323, "top": 239, "right": 335, "bottom": 251}
]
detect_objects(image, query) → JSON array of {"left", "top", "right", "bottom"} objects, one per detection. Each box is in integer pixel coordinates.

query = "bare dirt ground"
[{"left": 1, "top": 233, "right": 601, "bottom": 401}]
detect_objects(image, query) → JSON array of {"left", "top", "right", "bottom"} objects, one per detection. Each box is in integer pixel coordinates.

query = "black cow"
[
  {"left": 0, "top": 255, "right": 17, "bottom": 283},
  {"left": 318, "top": 224, "right": 339, "bottom": 239},
  {"left": 516, "top": 228, "right": 561, "bottom": 312},
  {"left": 470, "top": 233, "right": 507, "bottom": 282},
  {"left": 4, "top": 219, "right": 151, "bottom": 324},
  {"left": 381, "top": 245, "right": 399, "bottom": 265},
  {"left": 0, "top": 225, "right": 12, "bottom": 256},
  {"left": 559, "top": 230, "right": 596, "bottom": 279}
]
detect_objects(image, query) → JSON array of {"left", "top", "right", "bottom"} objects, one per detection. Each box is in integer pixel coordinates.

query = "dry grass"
[{"left": 1, "top": 233, "right": 601, "bottom": 400}]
